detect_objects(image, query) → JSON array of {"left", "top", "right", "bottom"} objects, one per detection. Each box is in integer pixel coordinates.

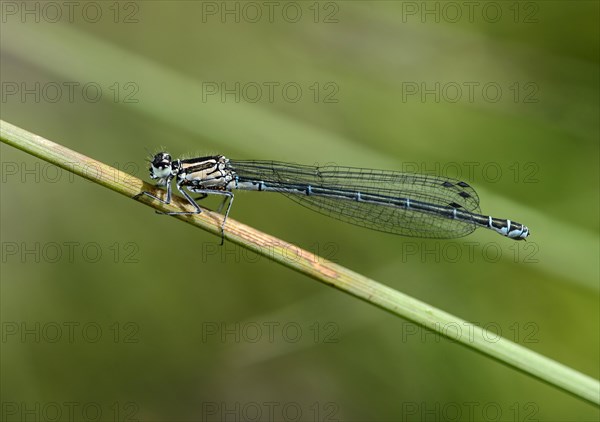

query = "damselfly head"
[{"left": 149, "top": 152, "right": 174, "bottom": 184}]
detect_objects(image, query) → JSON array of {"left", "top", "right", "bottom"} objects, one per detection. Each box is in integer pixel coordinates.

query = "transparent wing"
[{"left": 229, "top": 160, "right": 481, "bottom": 238}]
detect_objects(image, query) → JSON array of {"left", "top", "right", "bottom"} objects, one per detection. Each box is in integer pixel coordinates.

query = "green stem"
[{"left": 2, "top": 119, "right": 598, "bottom": 406}]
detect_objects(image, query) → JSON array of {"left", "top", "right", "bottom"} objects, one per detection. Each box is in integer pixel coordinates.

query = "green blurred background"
[{"left": 1, "top": 1, "right": 598, "bottom": 421}]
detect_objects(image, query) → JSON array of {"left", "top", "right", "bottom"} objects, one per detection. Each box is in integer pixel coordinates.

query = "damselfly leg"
[
  {"left": 137, "top": 184, "right": 234, "bottom": 244},
  {"left": 185, "top": 189, "right": 234, "bottom": 244}
]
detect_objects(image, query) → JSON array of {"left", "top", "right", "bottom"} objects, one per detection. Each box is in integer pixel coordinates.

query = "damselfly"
[{"left": 137, "top": 152, "right": 530, "bottom": 242}]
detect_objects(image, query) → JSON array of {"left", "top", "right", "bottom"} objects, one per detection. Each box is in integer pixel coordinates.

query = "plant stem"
[{"left": 1, "top": 119, "right": 598, "bottom": 406}]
